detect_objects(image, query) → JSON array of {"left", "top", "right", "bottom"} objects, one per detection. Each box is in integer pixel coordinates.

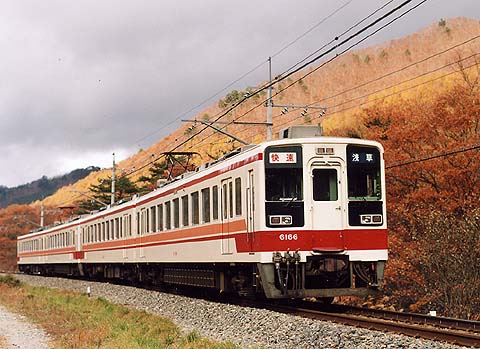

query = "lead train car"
[{"left": 18, "top": 130, "right": 387, "bottom": 299}]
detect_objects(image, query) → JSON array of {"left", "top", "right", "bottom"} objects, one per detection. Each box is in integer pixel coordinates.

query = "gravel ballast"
[{"left": 13, "top": 274, "right": 470, "bottom": 349}]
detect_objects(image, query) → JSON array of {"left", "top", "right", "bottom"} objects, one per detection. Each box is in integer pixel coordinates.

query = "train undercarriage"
[{"left": 19, "top": 254, "right": 384, "bottom": 300}]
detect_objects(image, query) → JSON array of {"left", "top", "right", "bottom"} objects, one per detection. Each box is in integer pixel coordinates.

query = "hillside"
[
  {"left": 0, "top": 166, "right": 99, "bottom": 208},
  {"left": 39, "top": 17, "right": 480, "bottom": 207}
]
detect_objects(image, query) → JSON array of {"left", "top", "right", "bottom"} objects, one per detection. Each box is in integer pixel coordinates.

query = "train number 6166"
[{"left": 279, "top": 233, "right": 298, "bottom": 241}]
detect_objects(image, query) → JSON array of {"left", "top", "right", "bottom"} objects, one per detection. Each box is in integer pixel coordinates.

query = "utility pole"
[
  {"left": 40, "top": 200, "right": 44, "bottom": 227},
  {"left": 267, "top": 57, "right": 273, "bottom": 140},
  {"left": 111, "top": 152, "right": 116, "bottom": 206},
  {"left": 266, "top": 57, "right": 327, "bottom": 136}
]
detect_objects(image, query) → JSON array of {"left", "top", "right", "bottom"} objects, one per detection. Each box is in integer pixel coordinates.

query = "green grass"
[{"left": 0, "top": 275, "right": 239, "bottom": 349}]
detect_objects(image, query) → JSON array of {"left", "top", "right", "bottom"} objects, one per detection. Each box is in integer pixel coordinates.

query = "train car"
[{"left": 17, "top": 126, "right": 387, "bottom": 300}]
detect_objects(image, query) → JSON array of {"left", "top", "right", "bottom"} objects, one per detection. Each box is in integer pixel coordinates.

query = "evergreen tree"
[
  {"left": 75, "top": 176, "right": 139, "bottom": 213},
  {"left": 136, "top": 160, "right": 168, "bottom": 193}
]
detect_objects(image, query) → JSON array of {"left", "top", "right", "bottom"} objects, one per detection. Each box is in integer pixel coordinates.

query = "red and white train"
[{"left": 17, "top": 126, "right": 388, "bottom": 300}]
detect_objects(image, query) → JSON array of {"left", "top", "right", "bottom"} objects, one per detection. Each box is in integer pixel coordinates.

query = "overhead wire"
[
  {"left": 321, "top": 57, "right": 480, "bottom": 118},
  {"left": 122, "top": 0, "right": 428, "bottom": 180},
  {"left": 272, "top": 52, "right": 480, "bottom": 131},
  {"left": 181, "top": 0, "right": 429, "bottom": 152},
  {"left": 132, "top": 0, "right": 357, "bottom": 149},
  {"left": 119, "top": 0, "right": 376, "bottom": 179},
  {"left": 280, "top": 0, "right": 395, "bottom": 76},
  {"left": 271, "top": 0, "right": 356, "bottom": 59},
  {"left": 310, "top": 34, "right": 480, "bottom": 106},
  {"left": 328, "top": 54, "right": 479, "bottom": 111},
  {"left": 132, "top": 59, "right": 268, "bottom": 147},
  {"left": 265, "top": 31, "right": 480, "bottom": 133},
  {"left": 189, "top": 0, "right": 423, "bottom": 140},
  {"left": 386, "top": 144, "right": 480, "bottom": 169}
]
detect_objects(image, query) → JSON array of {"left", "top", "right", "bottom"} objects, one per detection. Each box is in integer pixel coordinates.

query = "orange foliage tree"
[{"left": 344, "top": 68, "right": 480, "bottom": 318}]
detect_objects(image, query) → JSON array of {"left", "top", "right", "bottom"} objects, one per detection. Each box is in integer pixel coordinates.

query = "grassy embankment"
[{"left": 0, "top": 275, "right": 239, "bottom": 349}]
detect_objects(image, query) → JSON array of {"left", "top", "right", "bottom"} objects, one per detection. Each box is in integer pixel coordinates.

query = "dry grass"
[{"left": 0, "top": 275, "right": 239, "bottom": 349}]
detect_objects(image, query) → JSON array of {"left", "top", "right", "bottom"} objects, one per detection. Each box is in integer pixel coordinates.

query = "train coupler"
[{"left": 272, "top": 250, "right": 302, "bottom": 294}]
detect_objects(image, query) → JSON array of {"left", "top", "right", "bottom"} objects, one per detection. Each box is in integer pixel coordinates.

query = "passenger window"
[
  {"left": 173, "top": 198, "right": 180, "bottom": 229},
  {"left": 235, "top": 177, "right": 242, "bottom": 216},
  {"left": 157, "top": 204, "right": 163, "bottom": 231},
  {"left": 150, "top": 206, "right": 156, "bottom": 232},
  {"left": 201, "top": 188, "right": 210, "bottom": 223},
  {"left": 182, "top": 195, "right": 189, "bottom": 227},
  {"left": 146, "top": 209, "right": 150, "bottom": 233},
  {"left": 117, "top": 217, "right": 121, "bottom": 239},
  {"left": 192, "top": 191, "right": 199, "bottom": 224},
  {"left": 212, "top": 186, "right": 219, "bottom": 220},
  {"left": 228, "top": 182, "right": 233, "bottom": 218},
  {"left": 118, "top": 217, "right": 125, "bottom": 238},
  {"left": 136, "top": 213, "right": 140, "bottom": 236},
  {"left": 165, "top": 201, "right": 171, "bottom": 230},
  {"left": 313, "top": 169, "right": 338, "bottom": 201},
  {"left": 105, "top": 221, "right": 109, "bottom": 240},
  {"left": 222, "top": 184, "right": 228, "bottom": 219}
]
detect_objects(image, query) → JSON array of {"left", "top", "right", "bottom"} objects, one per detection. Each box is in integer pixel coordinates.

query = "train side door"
[
  {"left": 246, "top": 170, "right": 255, "bottom": 252},
  {"left": 310, "top": 162, "right": 345, "bottom": 250},
  {"left": 221, "top": 178, "right": 233, "bottom": 254}
]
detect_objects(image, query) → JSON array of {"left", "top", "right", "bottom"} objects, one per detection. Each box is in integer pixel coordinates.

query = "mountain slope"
[{"left": 0, "top": 167, "right": 100, "bottom": 208}]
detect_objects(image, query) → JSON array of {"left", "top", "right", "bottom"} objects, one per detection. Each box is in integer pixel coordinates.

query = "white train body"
[{"left": 18, "top": 131, "right": 387, "bottom": 299}]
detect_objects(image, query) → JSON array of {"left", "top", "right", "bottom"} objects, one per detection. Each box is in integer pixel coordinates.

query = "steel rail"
[
  {"left": 326, "top": 304, "right": 480, "bottom": 333},
  {"left": 259, "top": 302, "right": 480, "bottom": 348}
]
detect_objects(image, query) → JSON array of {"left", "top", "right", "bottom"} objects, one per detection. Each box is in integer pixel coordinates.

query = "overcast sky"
[{"left": 1, "top": 0, "right": 478, "bottom": 187}]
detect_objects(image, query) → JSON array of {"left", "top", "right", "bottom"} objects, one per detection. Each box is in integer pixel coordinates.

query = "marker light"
[
  {"left": 269, "top": 215, "right": 293, "bottom": 226},
  {"left": 360, "top": 214, "right": 383, "bottom": 225}
]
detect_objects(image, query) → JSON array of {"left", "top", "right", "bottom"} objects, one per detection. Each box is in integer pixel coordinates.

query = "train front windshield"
[
  {"left": 264, "top": 146, "right": 305, "bottom": 228},
  {"left": 347, "top": 145, "right": 382, "bottom": 201},
  {"left": 265, "top": 168, "right": 303, "bottom": 201},
  {"left": 347, "top": 145, "right": 384, "bottom": 227}
]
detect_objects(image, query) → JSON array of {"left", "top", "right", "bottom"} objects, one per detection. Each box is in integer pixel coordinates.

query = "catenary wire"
[
  {"left": 121, "top": 0, "right": 426, "bottom": 180},
  {"left": 309, "top": 34, "right": 480, "bottom": 106},
  {"left": 386, "top": 145, "right": 480, "bottom": 169},
  {"left": 321, "top": 58, "right": 480, "bottom": 118},
  {"left": 281, "top": 0, "right": 395, "bottom": 76},
  {"left": 181, "top": 0, "right": 429, "bottom": 152},
  {"left": 132, "top": 1, "right": 356, "bottom": 148},
  {"left": 203, "top": 42, "right": 480, "bottom": 151},
  {"left": 172, "top": 0, "right": 425, "bottom": 153},
  {"left": 271, "top": 52, "right": 480, "bottom": 131}
]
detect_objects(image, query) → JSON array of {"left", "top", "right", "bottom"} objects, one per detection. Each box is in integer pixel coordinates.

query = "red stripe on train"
[{"left": 235, "top": 229, "right": 388, "bottom": 252}]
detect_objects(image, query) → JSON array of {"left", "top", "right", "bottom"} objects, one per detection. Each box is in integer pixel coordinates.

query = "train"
[{"left": 17, "top": 126, "right": 388, "bottom": 300}]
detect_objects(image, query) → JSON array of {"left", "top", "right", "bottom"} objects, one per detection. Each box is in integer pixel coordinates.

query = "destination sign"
[{"left": 269, "top": 152, "right": 297, "bottom": 164}]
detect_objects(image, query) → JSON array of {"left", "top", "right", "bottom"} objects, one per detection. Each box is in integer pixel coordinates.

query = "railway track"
[{"left": 248, "top": 301, "right": 480, "bottom": 347}]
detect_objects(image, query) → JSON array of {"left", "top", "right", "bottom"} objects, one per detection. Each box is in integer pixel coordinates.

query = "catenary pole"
[{"left": 111, "top": 152, "right": 116, "bottom": 206}]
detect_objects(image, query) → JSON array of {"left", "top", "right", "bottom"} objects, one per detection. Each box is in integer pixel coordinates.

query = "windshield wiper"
[{"left": 282, "top": 196, "right": 298, "bottom": 207}]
